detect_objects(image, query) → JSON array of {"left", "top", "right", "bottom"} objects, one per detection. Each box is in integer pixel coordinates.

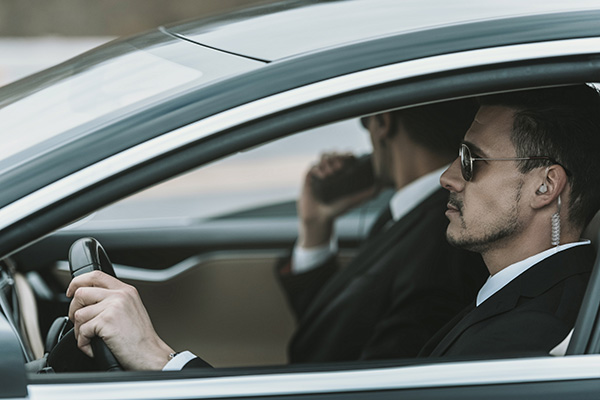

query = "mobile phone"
[{"left": 310, "top": 154, "right": 375, "bottom": 204}]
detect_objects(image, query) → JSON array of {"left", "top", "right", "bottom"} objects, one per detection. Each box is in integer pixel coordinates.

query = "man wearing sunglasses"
[
  {"left": 275, "top": 100, "right": 488, "bottom": 364},
  {"left": 67, "top": 85, "right": 600, "bottom": 369},
  {"left": 66, "top": 99, "right": 489, "bottom": 370},
  {"left": 419, "top": 84, "right": 600, "bottom": 358}
]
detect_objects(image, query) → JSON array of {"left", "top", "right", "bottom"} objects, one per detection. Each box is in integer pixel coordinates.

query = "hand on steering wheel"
[{"left": 66, "top": 238, "right": 175, "bottom": 371}]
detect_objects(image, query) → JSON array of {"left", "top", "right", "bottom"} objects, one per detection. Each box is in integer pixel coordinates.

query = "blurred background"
[
  {"left": 0, "top": 0, "right": 275, "bottom": 85},
  {"left": 0, "top": 0, "right": 371, "bottom": 223},
  {"left": 0, "top": 0, "right": 371, "bottom": 221}
]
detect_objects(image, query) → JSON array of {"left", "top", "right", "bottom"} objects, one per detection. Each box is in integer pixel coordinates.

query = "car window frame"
[
  {"left": 1, "top": 37, "right": 600, "bottom": 399},
  {"left": 3, "top": 36, "right": 600, "bottom": 256},
  {"left": 24, "top": 354, "right": 600, "bottom": 399},
  {"left": 4, "top": 9, "right": 600, "bottom": 211}
]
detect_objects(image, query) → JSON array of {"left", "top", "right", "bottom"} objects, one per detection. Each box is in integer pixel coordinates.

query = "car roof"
[{"left": 167, "top": 0, "right": 600, "bottom": 61}]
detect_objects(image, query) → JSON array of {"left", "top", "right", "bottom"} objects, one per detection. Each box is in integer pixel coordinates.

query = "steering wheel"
[{"left": 46, "top": 238, "right": 123, "bottom": 372}]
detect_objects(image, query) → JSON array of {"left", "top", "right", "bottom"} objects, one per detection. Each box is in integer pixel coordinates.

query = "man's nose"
[{"left": 440, "top": 157, "right": 464, "bottom": 192}]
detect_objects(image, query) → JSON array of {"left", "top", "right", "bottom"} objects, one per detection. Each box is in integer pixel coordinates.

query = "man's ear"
[
  {"left": 531, "top": 165, "right": 569, "bottom": 210},
  {"left": 370, "top": 113, "right": 394, "bottom": 141}
]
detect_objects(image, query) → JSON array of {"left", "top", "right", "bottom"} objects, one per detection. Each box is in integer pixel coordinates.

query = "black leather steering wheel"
[{"left": 46, "top": 238, "right": 123, "bottom": 372}]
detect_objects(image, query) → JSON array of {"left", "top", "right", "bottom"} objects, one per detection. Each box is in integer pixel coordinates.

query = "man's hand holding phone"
[{"left": 298, "top": 152, "right": 378, "bottom": 249}]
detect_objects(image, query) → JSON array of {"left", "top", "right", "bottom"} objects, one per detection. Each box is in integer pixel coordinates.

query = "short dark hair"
[
  {"left": 479, "top": 84, "right": 600, "bottom": 229},
  {"left": 390, "top": 98, "right": 478, "bottom": 159}
]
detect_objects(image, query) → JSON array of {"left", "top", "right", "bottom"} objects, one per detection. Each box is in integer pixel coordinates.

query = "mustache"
[{"left": 447, "top": 193, "right": 464, "bottom": 215}]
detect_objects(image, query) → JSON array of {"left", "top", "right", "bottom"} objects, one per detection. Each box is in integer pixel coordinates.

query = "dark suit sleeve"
[
  {"left": 420, "top": 246, "right": 594, "bottom": 359},
  {"left": 358, "top": 246, "right": 486, "bottom": 361},
  {"left": 417, "top": 304, "right": 473, "bottom": 357},
  {"left": 437, "top": 270, "right": 590, "bottom": 358},
  {"left": 276, "top": 204, "right": 391, "bottom": 322},
  {"left": 360, "top": 289, "right": 472, "bottom": 360},
  {"left": 182, "top": 357, "right": 212, "bottom": 369},
  {"left": 275, "top": 254, "right": 339, "bottom": 319},
  {"left": 281, "top": 189, "right": 488, "bottom": 363},
  {"left": 452, "top": 311, "right": 572, "bottom": 358}
]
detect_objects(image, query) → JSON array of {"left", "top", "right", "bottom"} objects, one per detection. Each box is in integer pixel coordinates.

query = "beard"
[{"left": 446, "top": 183, "right": 523, "bottom": 253}]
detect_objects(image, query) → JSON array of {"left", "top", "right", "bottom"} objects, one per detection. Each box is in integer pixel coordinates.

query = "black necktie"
[{"left": 368, "top": 207, "right": 393, "bottom": 238}]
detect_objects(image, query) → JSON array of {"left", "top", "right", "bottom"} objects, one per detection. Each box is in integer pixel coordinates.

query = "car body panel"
[
  {"left": 24, "top": 356, "right": 600, "bottom": 400},
  {"left": 168, "top": 0, "right": 600, "bottom": 61},
  {"left": 0, "top": 310, "right": 27, "bottom": 398}
]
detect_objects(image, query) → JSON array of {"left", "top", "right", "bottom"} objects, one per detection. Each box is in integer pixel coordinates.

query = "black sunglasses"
[{"left": 459, "top": 143, "right": 567, "bottom": 181}]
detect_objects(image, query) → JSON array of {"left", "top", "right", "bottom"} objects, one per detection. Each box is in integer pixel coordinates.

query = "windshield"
[{"left": 0, "top": 30, "right": 262, "bottom": 175}]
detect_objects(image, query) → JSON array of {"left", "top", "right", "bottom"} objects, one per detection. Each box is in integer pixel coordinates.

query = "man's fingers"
[
  {"left": 68, "top": 286, "right": 110, "bottom": 321},
  {"left": 306, "top": 152, "right": 356, "bottom": 182},
  {"left": 66, "top": 270, "right": 120, "bottom": 297},
  {"left": 71, "top": 301, "right": 105, "bottom": 339},
  {"left": 314, "top": 154, "right": 355, "bottom": 177},
  {"left": 73, "top": 301, "right": 121, "bottom": 359},
  {"left": 77, "top": 319, "right": 97, "bottom": 358},
  {"left": 319, "top": 156, "right": 336, "bottom": 175},
  {"left": 308, "top": 164, "right": 325, "bottom": 180},
  {"left": 320, "top": 154, "right": 342, "bottom": 175}
]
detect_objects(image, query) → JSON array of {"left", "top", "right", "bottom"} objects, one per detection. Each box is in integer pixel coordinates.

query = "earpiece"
[
  {"left": 551, "top": 196, "right": 562, "bottom": 246},
  {"left": 538, "top": 167, "right": 551, "bottom": 194}
]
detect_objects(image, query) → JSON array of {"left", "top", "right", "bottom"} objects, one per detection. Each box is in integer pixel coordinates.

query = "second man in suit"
[{"left": 277, "top": 100, "right": 489, "bottom": 363}]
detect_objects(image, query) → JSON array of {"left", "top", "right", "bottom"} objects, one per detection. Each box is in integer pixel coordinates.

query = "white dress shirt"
[
  {"left": 162, "top": 350, "right": 197, "bottom": 371},
  {"left": 476, "top": 240, "right": 591, "bottom": 307},
  {"left": 291, "top": 165, "right": 448, "bottom": 274}
]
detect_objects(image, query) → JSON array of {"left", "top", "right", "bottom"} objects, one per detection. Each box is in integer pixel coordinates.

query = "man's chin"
[
  {"left": 446, "top": 231, "right": 462, "bottom": 249},
  {"left": 450, "top": 233, "right": 504, "bottom": 256},
  {"left": 446, "top": 231, "right": 482, "bottom": 253},
  {"left": 445, "top": 223, "right": 461, "bottom": 244}
]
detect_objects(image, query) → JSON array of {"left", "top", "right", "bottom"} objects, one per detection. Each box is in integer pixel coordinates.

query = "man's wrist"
[
  {"left": 298, "top": 219, "right": 334, "bottom": 248},
  {"left": 292, "top": 236, "right": 338, "bottom": 274},
  {"left": 145, "top": 342, "right": 176, "bottom": 371},
  {"left": 162, "top": 351, "right": 198, "bottom": 371}
]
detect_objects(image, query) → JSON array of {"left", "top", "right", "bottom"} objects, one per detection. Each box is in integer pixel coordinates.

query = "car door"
[
  {"left": 4, "top": 12, "right": 600, "bottom": 400},
  {"left": 14, "top": 117, "right": 387, "bottom": 367}
]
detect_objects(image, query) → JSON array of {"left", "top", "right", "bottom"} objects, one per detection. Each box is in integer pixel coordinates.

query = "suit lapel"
[
  {"left": 428, "top": 286, "right": 519, "bottom": 356},
  {"left": 300, "top": 188, "right": 448, "bottom": 324},
  {"left": 343, "top": 188, "right": 448, "bottom": 279},
  {"left": 367, "top": 205, "right": 393, "bottom": 238},
  {"left": 428, "top": 244, "right": 595, "bottom": 357}
]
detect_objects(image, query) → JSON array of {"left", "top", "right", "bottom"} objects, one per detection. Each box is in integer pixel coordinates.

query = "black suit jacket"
[
  {"left": 419, "top": 244, "right": 594, "bottom": 359},
  {"left": 277, "top": 188, "right": 489, "bottom": 363}
]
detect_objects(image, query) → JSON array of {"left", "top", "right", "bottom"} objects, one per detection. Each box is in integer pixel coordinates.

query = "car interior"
[
  {"left": 2, "top": 85, "right": 600, "bottom": 380},
  {"left": 1, "top": 117, "right": 394, "bottom": 369}
]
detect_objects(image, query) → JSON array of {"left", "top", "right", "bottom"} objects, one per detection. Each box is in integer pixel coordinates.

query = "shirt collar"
[
  {"left": 389, "top": 165, "right": 446, "bottom": 221},
  {"left": 476, "top": 240, "right": 592, "bottom": 306}
]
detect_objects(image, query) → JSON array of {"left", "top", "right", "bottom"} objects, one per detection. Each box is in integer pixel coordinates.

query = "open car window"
[
  {"left": 77, "top": 118, "right": 373, "bottom": 224},
  {"left": 36, "top": 117, "right": 388, "bottom": 368},
  {"left": 13, "top": 91, "right": 600, "bottom": 374},
  {"left": 1, "top": 4, "right": 600, "bottom": 395}
]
